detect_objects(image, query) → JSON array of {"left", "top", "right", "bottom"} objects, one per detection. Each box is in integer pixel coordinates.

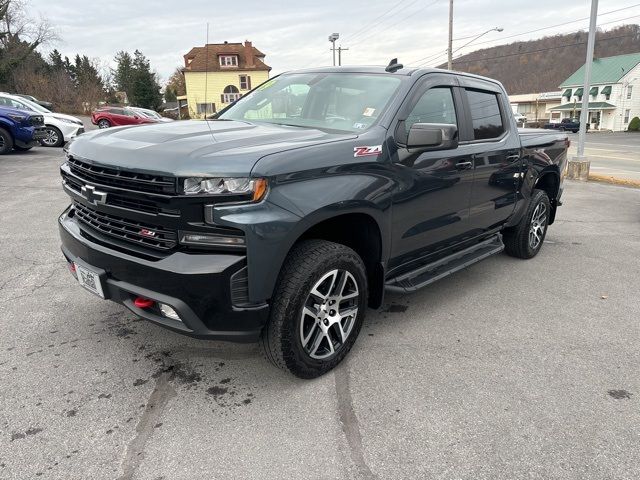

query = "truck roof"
[{"left": 282, "top": 65, "right": 505, "bottom": 87}]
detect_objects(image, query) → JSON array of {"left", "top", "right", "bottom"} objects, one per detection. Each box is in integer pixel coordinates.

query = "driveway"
[{"left": 1, "top": 148, "right": 639, "bottom": 479}]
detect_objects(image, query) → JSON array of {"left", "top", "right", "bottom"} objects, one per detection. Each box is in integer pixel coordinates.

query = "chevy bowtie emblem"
[{"left": 81, "top": 185, "right": 108, "bottom": 205}]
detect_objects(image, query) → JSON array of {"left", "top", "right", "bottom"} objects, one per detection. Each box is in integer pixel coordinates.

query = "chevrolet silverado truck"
[
  {"left": 0, "top": 105, "right": 46, "bottom": 154},
  {"left": 58, "top": 64, "right": 568, "bottom": 378}
]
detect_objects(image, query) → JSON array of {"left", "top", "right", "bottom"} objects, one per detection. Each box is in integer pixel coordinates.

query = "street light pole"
[
  {"left": 328, "top": 33, "right": 339, "bottom": 66},
  {"left": 447, "top": 0, "right": 453, "bottom": 70},
  {"left": 569, "top": 0, "right": 598, "bottom": 180}
]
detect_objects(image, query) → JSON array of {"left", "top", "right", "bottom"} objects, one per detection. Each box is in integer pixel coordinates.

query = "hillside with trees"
[{"left": 444, "top": 25, "right": 640, "bottom": 94}]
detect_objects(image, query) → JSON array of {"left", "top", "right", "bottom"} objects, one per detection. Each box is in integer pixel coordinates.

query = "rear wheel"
[
  {"left": 502, "top": 189, "right": 550, "bottom": 259},
  {"left": 40, "top": 126, "right": 64, "bottom": 147},
  {"left": 97, "top": 119, "right": 111, "bottom": 129},
  {"left": 261, "top": 240, "right": 368, "bottom": 379},
  {"left": 0, "top": 128, "right": 13, "bottom": 155}
]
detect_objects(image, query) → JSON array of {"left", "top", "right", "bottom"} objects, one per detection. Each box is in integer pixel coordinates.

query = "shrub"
[{"left": 628, "top": 117, "right": 640, "bottom": 131}]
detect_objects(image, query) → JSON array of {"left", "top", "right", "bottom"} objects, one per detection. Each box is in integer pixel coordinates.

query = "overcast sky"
[{"left": 29, "top": 0, "right": 640, "bottom": 84}]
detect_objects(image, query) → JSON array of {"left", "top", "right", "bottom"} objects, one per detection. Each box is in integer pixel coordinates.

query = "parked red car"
[{"left": 91, "top": 106, "right": 158, "bottom": 129}]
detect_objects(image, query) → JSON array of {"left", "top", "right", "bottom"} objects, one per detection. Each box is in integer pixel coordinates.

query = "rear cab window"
[{"left": 465, "top": 89, "right": 505, "bottom": 140}]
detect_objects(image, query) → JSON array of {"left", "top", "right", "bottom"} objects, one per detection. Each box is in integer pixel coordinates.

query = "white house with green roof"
[{"left": 552, "top": 52, "right": 640, "bottom": 131}]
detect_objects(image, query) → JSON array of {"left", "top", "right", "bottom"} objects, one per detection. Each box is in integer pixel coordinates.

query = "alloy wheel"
[
  {"left": 300, "top": 269, "right": 359, "bottom": 360},
  {"left": 42, "top": 128, "right": 59, "bottom": 146},
  {"left": 529, "top": 203, "right": 547, "bottom": 250}
]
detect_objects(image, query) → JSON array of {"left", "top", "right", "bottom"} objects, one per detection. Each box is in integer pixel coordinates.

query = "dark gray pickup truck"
[{"left": 58, "top": 64, "right": 568, "bottom": 378}]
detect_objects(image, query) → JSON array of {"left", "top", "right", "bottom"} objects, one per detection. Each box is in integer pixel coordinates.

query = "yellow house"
[{"left": 182, "top": 40, "right": 271, "bottom": 118}]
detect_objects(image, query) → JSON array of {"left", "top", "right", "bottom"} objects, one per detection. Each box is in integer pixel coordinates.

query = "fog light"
[
  {"left": 179, "top": 232, "right": 245, "bottom": 247},
  {"left": 159, "top": 303, "right": 181, "bottom": 321}
]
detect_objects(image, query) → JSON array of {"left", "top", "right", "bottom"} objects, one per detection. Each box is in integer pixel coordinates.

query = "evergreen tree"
[
  {"left": 129, "top": 49, "right": 162, "bottom": 109},
  {"left": 112, "top": 50, "right": 134, "bottom": 98}
]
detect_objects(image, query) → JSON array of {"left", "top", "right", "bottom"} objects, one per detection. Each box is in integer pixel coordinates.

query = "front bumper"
[
  {"left": 58, "top": 206, "right": 269, "bottom": 342},
  {"left": 58, "top": 123, "right": 85, "bottom": 142}
]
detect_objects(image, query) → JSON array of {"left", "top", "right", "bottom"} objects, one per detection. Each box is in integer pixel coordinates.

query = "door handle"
[{"left": 455, "top": 161, "right": 473, "bottom": 170}]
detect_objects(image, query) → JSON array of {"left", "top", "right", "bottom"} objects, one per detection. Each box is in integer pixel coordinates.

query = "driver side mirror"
[{"left": 407, "top": 123, "right": 458, "bottom": 152}]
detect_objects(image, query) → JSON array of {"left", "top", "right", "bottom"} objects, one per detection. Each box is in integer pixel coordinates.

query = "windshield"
[
  {"left": 218, "top": 73, "right": 402, "bottom": 133},
  {"left": 134, "top": 108, "right": 161, "bottom": 119},
  {"left": 4, "top": 95, "right": 51, "bottom": 113}
]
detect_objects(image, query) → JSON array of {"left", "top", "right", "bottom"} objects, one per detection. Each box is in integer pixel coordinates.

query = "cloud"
[{"left": 30, "top": 0, "right": 639, "bottom": 82}]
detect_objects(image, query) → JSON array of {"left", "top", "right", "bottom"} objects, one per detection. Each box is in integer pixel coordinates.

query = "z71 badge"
[{"left": 353, "top": 145, "right": 382, "bottom": 157}]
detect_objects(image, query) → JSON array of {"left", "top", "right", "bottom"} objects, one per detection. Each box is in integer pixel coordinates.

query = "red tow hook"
[{"left": 134, "top": 297, "right": 155, "bottom": 309}]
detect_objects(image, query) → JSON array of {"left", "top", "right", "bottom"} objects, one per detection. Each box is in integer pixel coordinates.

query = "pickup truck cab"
[
  {"left": 0, "top": 105, "right": 46, "bottom": 154},
  {"left": 544, "top": 117, "right": 584, "bottom": 133},
  {"left": 59, "top": 65, "right": 568, "bottom": 378}
]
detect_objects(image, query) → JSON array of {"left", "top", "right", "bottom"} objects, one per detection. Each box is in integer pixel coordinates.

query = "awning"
[
  {"left": 574, "top": 88, "right": 584, "bottom": 97},
  {"left": 589, "top": 86, "right": 599, "bottom": 96},
  {"left": 550, "top": 102, "right": 616, "bottom": 111},
  {"left": 601, "top": 85, "right": 612, "bottom": 95},
  {"left": 562, "top": 89, "right": 572, "bottom": 98}
]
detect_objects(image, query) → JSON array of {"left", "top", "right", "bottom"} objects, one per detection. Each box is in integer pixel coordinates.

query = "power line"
[
  {"left": 420, "top": 12, "right": 640, "bottom": 68},
  {"left": 350, "top": 0, "right": 441, "bottom": 49},
  {"left": 464, "top": 3, "right": 640, "bottom": 49},
  {"left": 341, "top": 0, "right": 414, "bottom": 44},
  {"left": 451, "top": 2, "right": 640, "bottom": 43},
  {"left": 449, "top": 31, "right": 639, "bottom": 66}
]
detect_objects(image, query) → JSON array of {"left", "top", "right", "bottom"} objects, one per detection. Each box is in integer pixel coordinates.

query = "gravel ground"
[{"left": 1, "top": 147, "right": 639, "bottom": 480}]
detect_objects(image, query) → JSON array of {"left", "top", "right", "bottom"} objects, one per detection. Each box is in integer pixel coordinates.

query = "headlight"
[
  {"left": 54, "top": 116, "right": 82, "bottom": 125},
  {"left": 7, "top": 113, "right": 27, "bottom": 122},
  {"left": 183, "top": 177, "right": 267, "bottom": 201}
]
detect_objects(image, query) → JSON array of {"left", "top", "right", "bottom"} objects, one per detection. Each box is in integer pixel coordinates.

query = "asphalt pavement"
[
  {"left": 567, "top": 132, "right": 640, "bottom": 181},
  {"left": 1, "top": 148, "right": 639, "bottom": 480}
]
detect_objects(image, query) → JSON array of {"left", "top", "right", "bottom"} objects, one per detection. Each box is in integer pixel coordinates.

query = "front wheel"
[
  {"left": 502, "top": 189, "right": 550, "bottom": 259},
  {"left": 40, "top": 126, "right": 64, "bottom": 147},
  {"left": 0, "top": 128, "right": 13, "bottom": 154},
  {"left": 97, "top": 119, "right": 111, "bottom": 129},
  {"left": 261, "top": 240, "right": 368, "bottom": 379}
]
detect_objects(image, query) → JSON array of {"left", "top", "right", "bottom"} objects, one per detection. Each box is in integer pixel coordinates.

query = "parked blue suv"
[{"left": 0, "top": 105, "right": 46, "bottom": 154}]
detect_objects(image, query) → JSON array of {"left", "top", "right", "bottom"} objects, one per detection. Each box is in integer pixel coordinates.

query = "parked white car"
[
  {"left": 0, "top": 93, "right": 85, "bottom": 147},
  {"left": 130, "top": 107, "right": 174, "bottom": 123}
]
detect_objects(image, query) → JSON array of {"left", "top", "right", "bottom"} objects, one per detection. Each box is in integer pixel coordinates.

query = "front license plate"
[{"left": 75, "top": 263, "right": 105, "bottom": 298}]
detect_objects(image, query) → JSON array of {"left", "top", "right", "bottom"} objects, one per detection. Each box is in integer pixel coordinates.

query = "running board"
[{"left": 385, "top": 234, "right": 504, "bottom": 293}]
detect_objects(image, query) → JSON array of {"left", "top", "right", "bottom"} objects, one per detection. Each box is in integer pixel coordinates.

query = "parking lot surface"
[{"left": 1, "top": 147, "right": 639, "bottom": 480}]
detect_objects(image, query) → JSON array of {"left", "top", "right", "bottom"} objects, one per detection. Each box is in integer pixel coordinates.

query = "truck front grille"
[
  {"left": 68, "top": 157, "right": 176, "bottom": 195},
  {"left": 73, "top": 202, "right": 178, "bottom": 251}
]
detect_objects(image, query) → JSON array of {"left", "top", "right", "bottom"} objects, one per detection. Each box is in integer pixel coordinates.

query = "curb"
[{"left": 588, "top": 174, "right": 640, "bottom": 188}]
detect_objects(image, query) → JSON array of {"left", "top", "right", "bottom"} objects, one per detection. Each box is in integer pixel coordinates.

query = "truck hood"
[{"left": 68, "top": 120, "right": 356, "bottom": 177}]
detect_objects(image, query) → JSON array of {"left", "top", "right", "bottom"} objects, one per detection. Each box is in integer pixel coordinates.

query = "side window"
[
  {"left": 466, "top": 89, "right": 505, "bottom": 140},
  {"left": 405, "top": 87, "right": 457, "bottom": 135}
]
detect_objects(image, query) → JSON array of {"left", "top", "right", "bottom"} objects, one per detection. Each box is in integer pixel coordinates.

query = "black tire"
[
  {"left": 572, "top": 129, "right": 578, "bottom": 133},
  {"left": 40, "top": 126, "right": 64, "bottom": 147},
  {"left": 261, "top": 239, "right": 368, "bottom": 379},
  {"left": 502, "top": 189, "right": 551, "bottom": 259},
  {"left": 0, "top": 128, "right": 13, "bottom": 155},
  {"left": 13, "top": 145, "right": 32, "bottom": 151},
  {"left": 97, "top": 119, "right": 111, "bottom": 129}
]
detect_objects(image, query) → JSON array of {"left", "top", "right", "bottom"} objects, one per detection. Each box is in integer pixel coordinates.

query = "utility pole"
[
  {"left": 337, "top": 46, "right": 349, "bottom": 66},
  {"left": 569, "top": 0, "right": 598, "bottom": 180},
  {"left": 328, "top": 33, "right": 339, "bottom": 66},
  {"left": 447, "top": 0, "right": 453, "bottom": 70}
]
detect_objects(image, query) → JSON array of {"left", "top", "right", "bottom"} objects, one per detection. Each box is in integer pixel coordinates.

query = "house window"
[
  {"left": 221, "top": 85, "right": 241, "bottom": 103},
  {"left": 624, "top": 109, "right": 631, "bottom": 124},
  {"left": 196, "top": 103, "right": 215, "bottom": 115},
  {"left": 239, "top": 75, "right": 252, "bottom": 90},
  {"left": 219, "top": 55, "right": 238, "bottom": 67},
  {"left": 627, "top": 85, "right": 633, "bottom": 100}
]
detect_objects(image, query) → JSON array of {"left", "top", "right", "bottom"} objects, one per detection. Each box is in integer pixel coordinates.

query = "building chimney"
[{"left": 244, "top": 40, "right": 254, "bottom": 68}]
